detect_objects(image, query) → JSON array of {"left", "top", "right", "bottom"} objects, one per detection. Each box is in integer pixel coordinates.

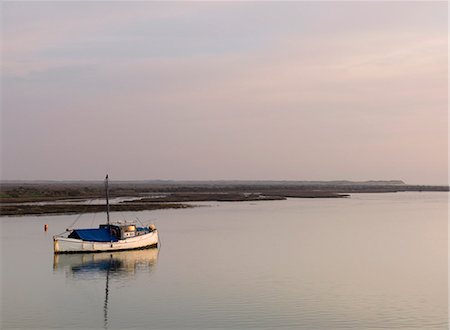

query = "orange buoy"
[{"left": 44, "top": 224, "right": 48, "bottom": 232}]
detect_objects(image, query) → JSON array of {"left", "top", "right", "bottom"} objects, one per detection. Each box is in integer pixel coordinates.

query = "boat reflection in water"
[
  {"left": 53, "top": 248, "right": 159, "bottom": 329},
  {"left": 53, "top": 248, "right": 159, "bottom": 278}
]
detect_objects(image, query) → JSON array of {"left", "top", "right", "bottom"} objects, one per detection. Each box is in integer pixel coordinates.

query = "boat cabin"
[
  {"left": 67, "top": 224, "right": 154, "bottom": 242},
  {"left": 99, "top": 224, "right": 153, "bottom": 239}
]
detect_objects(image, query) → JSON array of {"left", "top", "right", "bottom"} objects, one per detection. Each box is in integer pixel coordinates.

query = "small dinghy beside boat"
[{"left": 53, "top": 175, "right": 159, "bottom": 254}]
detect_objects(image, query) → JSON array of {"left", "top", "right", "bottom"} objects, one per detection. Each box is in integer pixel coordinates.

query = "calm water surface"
[{"left": 1, "top": 192, "right": 448, "bottom": 329}]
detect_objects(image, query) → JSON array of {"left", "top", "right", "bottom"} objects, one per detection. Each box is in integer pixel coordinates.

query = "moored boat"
[{"left": 53, "top": 175, "right": 159, "bottom": 254}]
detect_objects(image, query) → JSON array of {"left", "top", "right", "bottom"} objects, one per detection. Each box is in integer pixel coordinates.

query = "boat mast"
[{"left": 105, "top": 174, "right": 110, "bottom": 226}]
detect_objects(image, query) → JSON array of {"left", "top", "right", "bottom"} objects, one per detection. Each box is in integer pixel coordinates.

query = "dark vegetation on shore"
[
  {"left": 0, "top": 203, "right": 191, "bottom": 216},
  {"left": 125, "top": 191, "right": 347, "bottom": 204},
  {"left": 1, "top": 180, "right": 447, "bottom": 216}
]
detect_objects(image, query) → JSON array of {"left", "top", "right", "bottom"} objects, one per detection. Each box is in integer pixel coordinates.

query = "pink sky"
[{"left": 1, "top": 2, "right": 448, "bottom": 184}]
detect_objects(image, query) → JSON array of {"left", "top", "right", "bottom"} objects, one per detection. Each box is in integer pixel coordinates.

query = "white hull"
[{"left": 54, "top": 230, "right": 159, "bottom": 254}]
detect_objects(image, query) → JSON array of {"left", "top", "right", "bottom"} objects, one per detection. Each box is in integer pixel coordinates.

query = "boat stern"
[{"left": 53, "top": 237, "right": 59, "bottom": 253}]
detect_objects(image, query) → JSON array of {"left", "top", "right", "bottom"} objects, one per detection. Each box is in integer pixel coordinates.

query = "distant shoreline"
[{"left": 0, "top": 181, "right": 447, "bottom": 216}]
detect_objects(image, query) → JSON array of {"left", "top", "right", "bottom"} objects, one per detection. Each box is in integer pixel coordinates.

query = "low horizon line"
[{"left": 1, "top": 178, "right": 449, "bottom": 187}]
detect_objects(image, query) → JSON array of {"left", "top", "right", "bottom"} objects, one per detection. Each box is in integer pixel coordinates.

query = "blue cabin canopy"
[{"left": 68, "top": 228, "right": 118, "bottom": 242}]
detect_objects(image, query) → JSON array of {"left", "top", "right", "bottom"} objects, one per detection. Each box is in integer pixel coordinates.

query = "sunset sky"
[{"left": 1, "top": 2, "right": 448, "bottom": 184}]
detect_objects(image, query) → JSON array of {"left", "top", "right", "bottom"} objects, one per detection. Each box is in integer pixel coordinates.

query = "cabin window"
[{"left": 110, "top": 227, "right": 120, "bottom": 238}]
